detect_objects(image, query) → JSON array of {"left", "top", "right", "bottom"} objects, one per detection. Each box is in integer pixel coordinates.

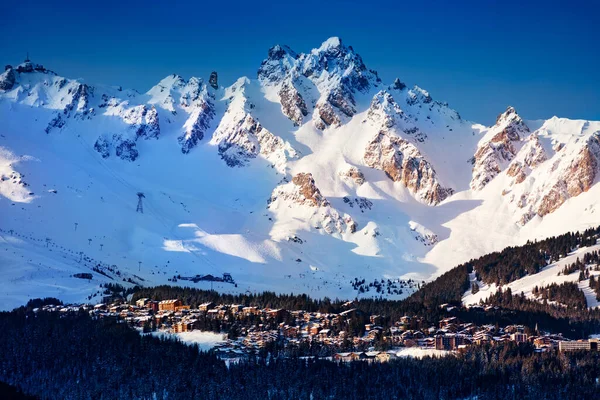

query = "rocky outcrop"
[
  {"left": 213, "top": 113, "right": 296, "bottom": 172},
  {"left": 0, "top": 67, "right": 16, "bottom": 91},
  {"left": 339, "top": 167, "right": 365, "bottom": 186},
  {"left": 471, "top": 107, "right": 529, "bottom": 190},
  {"left": 147, "top": 75, "right": 216, "bottom": 153},
  {"left": 209, "top": 71, "right": 218, "bottom": 89},
  {"left": 406, "top": 86, "right": 432, "bottom": 106},
  {"left": 123, "top": 105, "right": 160, "bottom": 140},
  {"left": 278, "top": 81, "right": 308, "bottom": 126},
  {"left": 366, "top": 91, "right": 427, "bottom": 143},
  {"left": 178, "top": 102, "right": 215, "bottom": 153},
  {"left": 364, "top": 131, "right": 452, "bottom": 205},
  {"left": 290, "top": 173, "right": 329, "bottom": 207},
  {"left": 506, "top": 134, "right": 547, "bottom": 185},
  {"left": 367, "top": 91, "right": 404, "bottom": 129},
  {"left": 257, "top": 45, "right": 298, "bottom": 83},
  {"left": 537, "top": 134, "right": 599, "bottom": 216},
  {"left": 268, "top": 173, "right": 357, "bottom": 235},
  {"left": 94, "top": 134, "right": 139, "bottom": 161}
]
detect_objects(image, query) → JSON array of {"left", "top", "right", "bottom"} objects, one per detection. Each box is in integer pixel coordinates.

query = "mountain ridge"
[{"left": 1, "top": 37, "right": 599, "bottom": 309}]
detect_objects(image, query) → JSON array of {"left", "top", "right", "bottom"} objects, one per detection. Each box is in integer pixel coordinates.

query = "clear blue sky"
[{"left": 2, "top": 0, "right": 598, "bottom": 124}]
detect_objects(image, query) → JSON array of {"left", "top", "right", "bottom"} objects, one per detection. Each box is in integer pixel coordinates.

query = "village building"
[{"left": 158, "top": 299, "right": 181, "bottom": 312}]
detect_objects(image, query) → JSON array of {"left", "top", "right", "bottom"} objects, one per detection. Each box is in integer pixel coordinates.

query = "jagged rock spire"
[{"left": 209, "top": 71, "right": 218, "bottom": 89}]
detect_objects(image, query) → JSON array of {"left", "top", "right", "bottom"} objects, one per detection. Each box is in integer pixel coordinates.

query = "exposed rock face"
[
  {"left": 366, "top": 90, "right": 427, "bottom": 143},
  {"left": 178, "top": 102, "right": 215, "bottom": 153},
  {"left": 339, "top": 166, "right": 365, "bottom": 186},
  {"left": 0, "top": 67, "right": 16, "bottom": 91},
  {"left": 537, "top": 134, "right": 599, "bottom": 216},
  {"left": 94, "top": 134, "right": 139, "bottom": 161},
  {"left": 471, "top": 106, "right": 530, "bottom": 190},
  {"left": 63, "top": 83, "right": 92, "bottom": 116},
  {"left": 392, "top": 78, "right": 406, "bottom": 91},
  {"left": 144, "top": 74, "right": 217, "bottom": 153},
  {"left": 123, "top": 105, "right": 160, "bottom": 140},
  {"left": 291, "top": 173, "right": 329, "bottom": 207},
  {"left": 268, "top": 173, "right": 357, "bottom": 235},
  {"left": 367, "top": 91, "right": 408, "bottom": 129},
  {"left": 406, "top": 86, "right": 432, "bottom": 106},
  {"left": 213, "top": 113, "right": 296, "bottom": 172},
  {"left": 209, "top": 71, "right": 218, "bottom": 89},
  {"left": 364, "top": 131, "right": 452, "bottom": 204},
  {"left": 278, "top": 81, "right": 308, "bottom": 126},
  {"left": 343, "top": 196, "right": 373, "bottom": 212},
  {"left": 506, "top": 134, "right": 547, "bottom": 185},
  {"left": 257, "top": 45, "right": 298, "bottom": 83}
]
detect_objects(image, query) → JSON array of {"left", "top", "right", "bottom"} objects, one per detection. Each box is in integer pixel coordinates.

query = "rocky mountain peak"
[
  {"left": 471, "top": 106, "right": 530, "bottom": 190},
  {"left": 258, "top": 45, "right": 298, "bottom": 84},
  {"left": 315, "top": 36, "right": 343, "bottom": 52},
  {"left": 267, "top": 44, "right": 298, "bottom": 61},
  {"left": 391, "top": 78, "right": 407, "bottom": 91}
]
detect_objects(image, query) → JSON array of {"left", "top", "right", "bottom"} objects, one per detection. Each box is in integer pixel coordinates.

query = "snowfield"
[
  {"left": 1, "top": 38, "right": 600, "bottom": 309},
  {"left": 149, "top": 330, "right": 227, "bottom": 351}
]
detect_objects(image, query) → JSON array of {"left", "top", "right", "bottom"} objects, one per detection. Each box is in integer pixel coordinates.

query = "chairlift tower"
[{"left": 136, "top": 192, "right": 145, "bottom": 213}]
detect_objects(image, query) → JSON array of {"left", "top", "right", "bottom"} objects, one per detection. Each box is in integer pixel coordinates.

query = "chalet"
[
  {"left": 473, "top": 332, "right": 493, "bottom": 345},
  {"left": 158, "top": 299, "right": 181, "bottom": 312},
  {"left": 266, "top": 309, "right": 289, "bottom": 320},
  {"left": 242, "top": 306, "right": 260, "bottom": 316},
  {"left": 135, "top": 298, "right": 149, "bottom": 307},
  {"left": 199, "top": 302, "right": 215, "bottom": 312},
  {"left": 533, "top": 336, "right": 552, "bottom": 348},
  {"left": 510, "top": 332, "right": 528, "bottom": 344},
  {"left": 439, "top": 317, "right": 458, "bottom": 329},
  {"left": 229, "top": 304, "right": 243, "bottom": 314}
]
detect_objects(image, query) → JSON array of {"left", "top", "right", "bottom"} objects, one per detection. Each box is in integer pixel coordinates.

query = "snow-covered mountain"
[{"left": 1, "top": 39, "right": 599, "bottom": 309}]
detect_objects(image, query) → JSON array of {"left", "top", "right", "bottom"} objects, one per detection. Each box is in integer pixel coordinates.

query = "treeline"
[
  {"left": 2, "top": 308, "right": 600, "bottom": 400},
  {"left": 479, "top": 288, "right": 600, "bottom": 338},
  {"left": 403, "top": 262, "right": 472, "bottom": 307},
  {"left": 590, "top": 275, "right": 600, "bottom": 301},
  {"left": 561, "top": 252, "right": 600, "bottom": 277},
  {"left": 474, "top": 227, "right": 600, "bottom": 285},
  {"left": 132, "top": 285, "right": 461, "bottom": 331},
  {"left": 133, "top": 286, "right": 338, "bottom": 312},
  {"left": 532, "top": 282, "right": 588, "bottom": 309}
]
